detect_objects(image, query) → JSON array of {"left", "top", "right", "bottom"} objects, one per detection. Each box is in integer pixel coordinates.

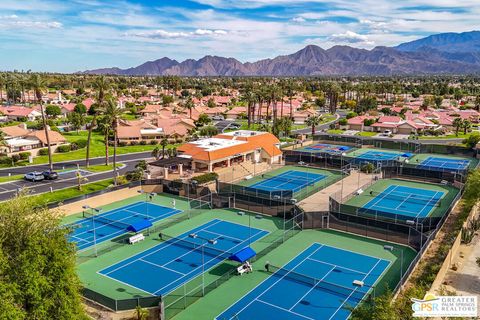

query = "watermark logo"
[{"left": 411, "top": 293, "right": 478, "bottom": 317}]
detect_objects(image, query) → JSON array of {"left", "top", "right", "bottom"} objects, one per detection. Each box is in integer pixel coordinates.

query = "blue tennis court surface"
[
  {"left": 359, "top": 185, "right": 444, "bottom": 219},
  {"left": 216, "top": 243, "right": 390, "bottom": 320},
  {"left": 99, "top": 219, "right": 269, "bottom": 296},
  {"left": 250, "top": 170, "right": 326, "bottom": 194},
  {"left": 418, "top": 156, "right": 470, "bottom": 171},
  {"left": 354, "top": 150, "right": 403, "bottom": 162},
  {"left": 68, "top": 202, "right": 182, "bottom": 251},
  {"left": 303, "top": 143, "right": 351, "bottom": 154}
]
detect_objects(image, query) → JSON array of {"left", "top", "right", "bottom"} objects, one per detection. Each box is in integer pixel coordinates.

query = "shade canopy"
[
  {"left": 127, "top": 220, "right": 153, "bottom": 233},
  {"left": 229, "top": 247, "right": 257, "bottom": 263}
]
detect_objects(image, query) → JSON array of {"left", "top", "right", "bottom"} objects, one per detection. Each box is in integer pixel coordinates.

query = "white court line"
[
  {"left": 289, "top": 266, "right": 335, "bottom": 311},
  {"left": 328, "top": 259, "right": 381, "bottom": 320},
  {"left": 256, "top": 299, "right": 314, "bottom": 320},
  {"left": 139, "top": 259, "right": 186, "bottom": 276},
  {"left": 99, "top": 271, "right": 156, "bottom": 296},
  {"left": 103, "top": 220, "right": 224, "bottom": 276},
  {"left": 154, "top": 228, "right": 267, "bottom": 295},
  {"left": 229, "top": 245, "right": 324, "bottom": 319},
  {"left": 202, "top": 229, "right": 244, "bottom": 243},
  {"left": 366, "top": 185, "right": 399, "bottom": 209},
  {"left": 306, "top": 257, "right": 367, "bottom": 275}
]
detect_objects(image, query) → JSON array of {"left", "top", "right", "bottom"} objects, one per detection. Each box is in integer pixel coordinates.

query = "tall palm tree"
[
  {"left": 96, "top": 116, "right": 111, "bottom": 165},
  {"left": 102, "top": 99, "right": 123, "bottom": 185},
  {"left": 452, "top": 117, "right": 463, "bottom": 137},
  {"left": 185, "top": 97, "right": 194, "bottom": 119},
  {"left": 160, "top": 138, "right": 169, "bottom": 159},
  {"left": 30, "top": 74, "right": 53, "bottom": 170},
  {"left": 86, "top": 76, "right": 109, "bottom": 167},
  {"left": 305, "top": 115, "right": 322, "bottom": 136},
  {"left": 285, "top": 80, "right": 296, "bottom": 119}
]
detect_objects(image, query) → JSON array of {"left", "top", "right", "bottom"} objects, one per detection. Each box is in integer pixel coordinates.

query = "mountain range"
[{"left": 83, "top": 31, "right": 480, "bottom": 76}]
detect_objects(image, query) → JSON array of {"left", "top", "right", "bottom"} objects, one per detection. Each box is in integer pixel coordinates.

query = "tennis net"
[
  {"left": 83, "top": 211, "right": 131, "bottom": 230},
  {"left": 160, "top": 233, "right": 233, "bottom": 260},
  {"left": 369, "top": 190, "right": 442, "bottom": 207},
  {"left": 260, "top": 174, "right": 319, "bottom": 184},
  {"left": 267, "top": 264, "right": 370, "bottom": 302}
]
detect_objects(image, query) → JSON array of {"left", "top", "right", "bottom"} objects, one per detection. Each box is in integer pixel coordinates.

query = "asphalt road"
[
  {"left": 0, "top": 151, "right": 152, "bottom": 176},
  {"left": 0, "top": 154, "right": 151, "bottom": 202},
  {"left": 293, "top": 110, "right": 346, "bottom": 135}
]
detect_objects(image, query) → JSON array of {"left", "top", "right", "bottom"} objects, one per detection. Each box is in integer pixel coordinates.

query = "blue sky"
[{"left": 1, "top": 0, "right": 479, "bottom": 72}]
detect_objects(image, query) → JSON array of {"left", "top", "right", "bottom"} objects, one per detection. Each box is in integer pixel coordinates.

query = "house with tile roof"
[
  {"left": 177, "top": 130, "right": 281, "bottom": 172},
  {"left": 0, "top": 123, "right": 67, "bottom": 155},
  {"left": 0, "top": 106, "right": 42, "bottom": 121}
]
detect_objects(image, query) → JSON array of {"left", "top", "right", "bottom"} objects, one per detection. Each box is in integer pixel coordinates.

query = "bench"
[
  {"left": 129, "top": 233, "right": 145, "bottom": 244},
  {"left": 244, "top": 175, "right": 253, "bottom": 180},
  {"left": 237, "top": 262, "right": 253, "bottom": 275}
]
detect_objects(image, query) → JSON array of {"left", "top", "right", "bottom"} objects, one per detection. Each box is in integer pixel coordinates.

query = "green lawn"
[
  {"left": 28, "top": 179, "right": 115, "bottom": 206},
  {"left": 32, "top": 131, "right": 178, "bottom": 164},
  {"left": 418, "top": 132, "right": 473, "bottom": 140},
  {"left": 327, "top": 129, "right": 345, "bottom": 134},
  {"left": 356, "top": 131, "right": 378, "bottom": 137}
]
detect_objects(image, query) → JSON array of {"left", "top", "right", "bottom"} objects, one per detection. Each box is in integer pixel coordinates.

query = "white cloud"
[
  {"left": 0, "top": 15, "right": 62, "bottom": 29},
  {"left": 291, "top": 16, "right": 306, "bottom": 23},
  {"left": 329, "top": 31, "right": 375, "bottom": 45},
  {"left": 126, "top": 28, "right": 228, "bottom": 39}
]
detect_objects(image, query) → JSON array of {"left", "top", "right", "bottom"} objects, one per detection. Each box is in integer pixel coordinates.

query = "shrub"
[
  {"left": 10, "top": 154, "right": 20, "bottom": 163},
  {"left": 56, "top": 144, "right": 71, "bottom": 153},
  {"left": 0, "top": 156, "right": 11, "bottom": 165},
  {"left": 18, "top": 152, "right": 31, "bottom": 160},
  {"left": 130, "top": 141, "right": 139, "bottom": 146},
  {"left": 193, "top": 172, "right": 219, "bottom": 184},
  {"left": 139, "top": 140, "right": 147, "bottom": 145},
  {"left": 118, "top": 141, "right": 127, "bottom": 147},
  {"left": 149, "top": 140, "right": 158, "bottom": 145},
  {"left": 175, "top": 138, "right": 183, "bottom": 144},
  {"left": 338, "top": 119, "right": 348, "bottom": 126},
  {"left": 125, "top": 169, "right": 143, "bottom": 181},
  {"left": 74, "top": 139, "right": 88, "bottom": 149},
  {"left": 461, "top": 227, "right": 475, "bottom": 244},
  {"left": 38, "top": 148, "right": 49, "bottom": 156},
  {"left": 346, "top": 112, "right": 357, "bottom": 119}
]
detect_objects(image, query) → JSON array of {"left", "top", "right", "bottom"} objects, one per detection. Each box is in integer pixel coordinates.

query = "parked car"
[
  {"left": 24, "top": 172, "right": 45, "bottom": 182},
  {"left": 43, "top": 170, "right": 59, "bottom": 180}
]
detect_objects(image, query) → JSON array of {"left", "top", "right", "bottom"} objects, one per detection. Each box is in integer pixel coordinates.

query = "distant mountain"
[
  {"left": 396, "top": 31, "right": 480, "bottom": 53},
  {"left": 83, "top": 31, "right": 480, "bottom": 76}
]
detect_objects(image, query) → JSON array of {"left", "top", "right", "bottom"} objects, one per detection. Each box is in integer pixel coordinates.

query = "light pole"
[
  {"left": 384, "top": 245, "right": 404, "bottom": 280},
  {"left": 83, "top": 205, "right": 102, "bottom": 257},
  {"left": 188, "top": 233, "right": 218, "bottom": 296}
]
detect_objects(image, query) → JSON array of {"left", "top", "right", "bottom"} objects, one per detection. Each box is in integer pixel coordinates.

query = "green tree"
[
  {"left": 305, "top": 115, "right": 322, "bottom": 136},
  {"left": 452, "top": 117, "right": 463, "bottom": 136},
  {"left": 195, "top": 113, "right": 211, "bottom": 127},
  {"left": 101, "top": 98, "right": 123, "bottom": 184},
  {"left": 87, "top": 76, "right": 109, "bottom": 168},
  {"left": 67, "top": 112, "right": 85, "bottom": 133},
  {"left": 30, "top": 74, "right": 53, "bottom": 171},
  {"left": 462, "top": 119, "right": 472, "bottom": 135},
  {"left": 151, "top": 146, "right": 162, "bottom": 160},
  {"left": 475, "top": 95, "right": 480, "bottom": 112},
  {"left": 184, "top": 97, "right": 195, "bottom": 119},
  {"left": 207, "top": 98, "right": 216, "bottom": 109},
  {"left": 162, "top": 95, "right": 174, "bottom": 108},
  {"left": 464, "top": 132, "right": 480, "bottom": 148},
  {"left": 0, "top": 193, "right": 87, "bottom": 319},
  {"left": 73, "top": 103, "right": 87, "bottom": 114},
  {"left": 199, "top": 125, "right": 218, "bottom": 137},
  {"left": 350, "top": 290, "right": 399, "bottom": 320},
  {"left": 45, "top": 105, "right": 61, "bottom": 118},
  {"left": 160, "top": 138, "right": 169, "bottom": 159},
  {"left": 434, "top": 95, "right": 443, "bottom": 108}
]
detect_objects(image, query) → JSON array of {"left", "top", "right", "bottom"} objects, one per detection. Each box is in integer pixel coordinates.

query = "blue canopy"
[
  {"left": 402, "top": 152, "right": 413, "bottom": 158},
  {"left": 339, "top": 146, "right": 350, "bottom": 151},
  {"left": 127, "top": 220, "right": 153, "bottom": 233},
  {"left": 229, "top": 247, "right": 257, "bottom": 263}
]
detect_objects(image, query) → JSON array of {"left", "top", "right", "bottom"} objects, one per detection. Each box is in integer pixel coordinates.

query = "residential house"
[{"left": 0, "top": 106, "right": 42, "bottom": 121}]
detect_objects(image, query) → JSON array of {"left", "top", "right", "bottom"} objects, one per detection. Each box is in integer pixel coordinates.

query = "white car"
[{"left": 24, "top": 172, "right": 45, "bottom": 182}]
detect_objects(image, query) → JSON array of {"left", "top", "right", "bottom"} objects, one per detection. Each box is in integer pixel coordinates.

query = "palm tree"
[
  {"left": 285, "top": 80, "right": 296, "bottom": 119},
  {"left": 185, "top": 97, "right": 194, "bottom": 119},
  {"left": 305, "top": 115, "right": 322, "bottom": 136},
  {"left": 86, "top": 76, "right": 109, "bottom": 168},
  {"left": 452, "top": 117, "right": 463, "bottom": 137},
  {"left": 151, "top": 146, "right": 161, "bottom": 160},
  {"left": 463, "top": 119, "right": 472, "bottom": 135},
  {"left": 242, "top": 90, "right": 256, "bottom": 129},
  {"left": 30, "top": 74, "right": 53, "bottom": 170},
  {"left": 160, "top": 138, "right": 169, "bottom": 159},
  {"left": 96, "top": 116, "right": 111, "bottom": 165},
  {"left": 102, "top": 98, "right": 123, "bottom": 185}
]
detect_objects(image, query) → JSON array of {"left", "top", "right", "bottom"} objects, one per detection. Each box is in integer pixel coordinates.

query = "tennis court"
[
  {"left": 69, "top": 202, "right": 182, "bottom": 251},
  {"left": 302, "top": 143, "right": 352, "bottom": 154},
  {"left": 353, "top": 150, "right": 404, "bottom": 162},
  {"left": 418, "top": 156, "right": 470, "bottom": 171},
  {"left": 359, "top": 185, "right": 444, "bottom": 219},
  {"left": 216, "top": 243, "right": 390, "bottom": 320},
  {"left": 99, "top": 219, "right": 269, "bottom": 296},
  {"left": 250, "top": 170, "right": 326, "bottom": 194}
]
